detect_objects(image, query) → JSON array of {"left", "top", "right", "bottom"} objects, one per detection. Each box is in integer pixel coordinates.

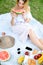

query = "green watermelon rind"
[{"left": 16, "top": 12, "right": 22, "bottom": 14}]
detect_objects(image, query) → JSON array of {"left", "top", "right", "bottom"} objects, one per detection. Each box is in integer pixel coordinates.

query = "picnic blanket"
[{"left": 0, "top": 13, "right": 43, "bottom": 65}]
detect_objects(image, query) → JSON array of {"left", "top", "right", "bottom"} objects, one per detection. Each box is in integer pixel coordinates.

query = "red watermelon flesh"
[
  {"left": 0, "top": 51, "right": 10, "bottom": 61},
  {"left": 12, "top": 9, "right": 24, "bottom": 14}
]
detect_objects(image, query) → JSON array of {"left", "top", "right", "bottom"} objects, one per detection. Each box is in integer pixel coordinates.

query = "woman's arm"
[
  {"left": 22, "top": 6, "right": 31, "bottom": 22},
  {"left": 22, "top": 13, "right": 30, "bottom": 23},
  {"left": 10, "top": 8, "right": 17, "bottom": 26},
  {"left": 25, "top": 6, "right": 31, "bottom": 22}
]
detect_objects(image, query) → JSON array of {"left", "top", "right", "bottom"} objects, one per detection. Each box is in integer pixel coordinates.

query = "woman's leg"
[
  {"left": 39, "top": 39, "right": 43, "bottom": 45},
  {"left": 28, "top": 29, "right": 43, "bottom": 50}
]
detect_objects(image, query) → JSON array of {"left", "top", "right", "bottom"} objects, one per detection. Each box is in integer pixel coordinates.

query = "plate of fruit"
[{"left": 17, "top": 49, "right": 43, "bottom": 65}]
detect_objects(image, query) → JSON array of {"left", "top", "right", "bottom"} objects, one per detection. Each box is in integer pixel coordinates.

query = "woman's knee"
[
  {"left": 29, "top": 29, "right": 34, "bottom": 35},
  {"left": 27, "top": 29, "right": 34, "bottom": 38}
]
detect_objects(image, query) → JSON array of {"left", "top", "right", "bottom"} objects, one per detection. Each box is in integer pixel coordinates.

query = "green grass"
[
  {"left": 29, "top": 0, "right": 43, "bottom": 23},
  {"left": 0, "top": 0, "right": 43, "bottom": 23}
]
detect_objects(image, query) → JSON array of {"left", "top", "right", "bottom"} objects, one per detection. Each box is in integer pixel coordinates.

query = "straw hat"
[{"left": 0, "top": 36, "right": 15, "bottom": 49}]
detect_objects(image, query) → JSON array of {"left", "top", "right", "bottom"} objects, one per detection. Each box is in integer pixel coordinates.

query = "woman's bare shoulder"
[{"left": 28, "top": 6, "right": 30, "bottom": 11}]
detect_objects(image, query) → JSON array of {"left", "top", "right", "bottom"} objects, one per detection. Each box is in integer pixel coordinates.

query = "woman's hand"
[
  {"left": 25, "top": 18, "right": 31, "bottom": 23},
  {"left": 11, "top": 12, "right": 17, "bottom": 18},
  {"left": 22, "top": 9, "right": 31, "bottom": 23},
  {"left": 22, "top": 10, "right": 26, "bottom": 20},
  {"left": 11, "top": 8, "right": 17, "bottom": 17},
  {"left": 22, "top": 12, "right": 30, "bottom": 23}
]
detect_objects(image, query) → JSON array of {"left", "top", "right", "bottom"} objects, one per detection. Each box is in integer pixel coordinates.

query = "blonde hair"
[{"left": 16, "top": 0, "right": 29, "bottom": 12}]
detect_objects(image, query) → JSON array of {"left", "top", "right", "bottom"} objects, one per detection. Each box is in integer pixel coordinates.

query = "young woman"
[{"left": 11, "top": 0, "right": 43, "bottom": 50}]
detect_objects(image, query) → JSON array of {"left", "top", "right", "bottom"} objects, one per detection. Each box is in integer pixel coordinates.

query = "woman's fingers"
[
  {"left": 11, "top": 12, "right": 17, "bottom": 18},
  {"left": 11, "top": 8, "right": 16, "bottom": 13},
  {"left": 25, "top": 18, "right": 31, "bottom": 22}
]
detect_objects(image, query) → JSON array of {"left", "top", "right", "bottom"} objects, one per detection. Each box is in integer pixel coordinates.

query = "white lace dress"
[{"left": 11, "top": 12, "right": 42, "bottom": 42}]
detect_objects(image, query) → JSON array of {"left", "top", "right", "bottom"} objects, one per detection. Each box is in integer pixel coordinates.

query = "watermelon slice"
[
  {"left": 0, "top": 50, "right": 10, "bottom": 61},
  {"left": 12, "top": 9, "right": 23, "bottom": 14}
]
